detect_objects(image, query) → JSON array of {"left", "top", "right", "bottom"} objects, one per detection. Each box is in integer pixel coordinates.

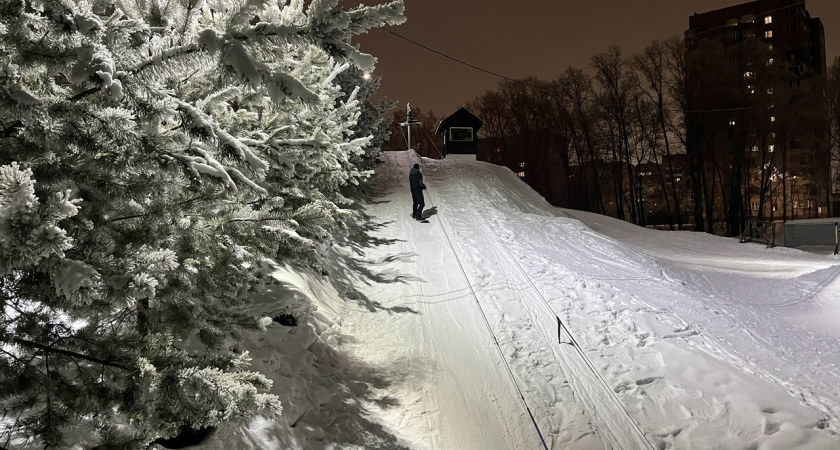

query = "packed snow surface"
[{"left": 201, "top": 150, "right": 840, "bottom": 450}]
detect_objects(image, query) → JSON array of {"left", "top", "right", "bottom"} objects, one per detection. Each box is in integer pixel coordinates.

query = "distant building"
[
  {"left": 636, "top": 154, "right": 694, "bottom": 227},
  {"left": 685, "top": 0, "right": 831, "bottom": 225},
  {"left": 687, "top": 0, "right": 825, "bottom": 75}
]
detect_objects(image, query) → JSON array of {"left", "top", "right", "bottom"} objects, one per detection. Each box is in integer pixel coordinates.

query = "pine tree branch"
[
  {"left": 22, "top": 49, "right": 59, "bottom": 59},
  {"left": 180, "top": 67, "right": 201, "bottom": 86},
  {"left": 12, "top": 338, "right": 133, "bottom": 372},
  {"left": 69, "top": 86, "right": 102, "bottom": 101},
  {"left": 2, "top": 416, "right": 20, "bottom": 448},
  {"left": 111, "top": 214, "right": 146, "bottom": 222},
  {"left": 0, "top": 347, "right": 27, "bottom": 365},
  {"left": 48, "top": 359, "right": 89, "bottom": 418},
  {"left": 1, "top": 120, "right": 23, "bottom": 137},
  {"left": 179, "top": 194, "right": 209, "bottom": 205},
  {"left": 130, "top": 43, "right": 201, "bottom": 74},
  {"left": 228, "top": 217, "right": 282, "bottom": 223}
]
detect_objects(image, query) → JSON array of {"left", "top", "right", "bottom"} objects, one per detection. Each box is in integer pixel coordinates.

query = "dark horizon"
[{"left": 344, "top": 0, "right": 840, "bottom": 117}]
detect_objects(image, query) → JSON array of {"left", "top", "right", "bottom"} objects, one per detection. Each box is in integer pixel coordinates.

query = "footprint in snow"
[{"left": 635, "top": 376, "right": 661, "bottom": 386}]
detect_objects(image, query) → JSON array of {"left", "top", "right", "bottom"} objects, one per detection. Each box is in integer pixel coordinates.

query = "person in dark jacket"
[{"left": 409, "top": 163, "right": 426, "bottom": 220}]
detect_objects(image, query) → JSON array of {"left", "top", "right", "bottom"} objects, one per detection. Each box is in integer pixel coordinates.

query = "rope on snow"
[
  {"left": 471, "top": 200, "right": 657, "bottom": 450},
  {"left": 422, "top": 185, "right": 551, "bottom": 450},
  {"left": 417, "top": 161, "right": 655, "bottom": 449}
]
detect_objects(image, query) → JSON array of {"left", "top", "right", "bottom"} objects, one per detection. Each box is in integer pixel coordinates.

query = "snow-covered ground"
[{"left": 199, "top": 150, "right": 840, "bottom": 450}]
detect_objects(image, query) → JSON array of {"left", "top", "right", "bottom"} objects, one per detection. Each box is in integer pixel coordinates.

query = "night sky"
[{"left": 343, "top": 0, "right": 840, "bottom": 117}]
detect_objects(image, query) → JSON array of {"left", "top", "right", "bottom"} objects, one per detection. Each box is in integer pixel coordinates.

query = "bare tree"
[
  {"left": 632, "top": 38, "right": 687, "bottom": 229},
  {"left": 592, "top": 46, "right": 639, "bottom": 223},
  {"left": 558, "top": 68, "right": 607, "bottom": 214},
  {"left": 825, "top": 57, "right": 840, "bottom": 216},
  {"left": 684, "top": 38, "right": 739, "bottom": 232}
]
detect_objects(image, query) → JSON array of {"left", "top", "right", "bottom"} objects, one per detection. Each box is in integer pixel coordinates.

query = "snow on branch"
[
  {"left": 2, "top": 84, "right": 41, "bottom": 106},
  {"left": 234, "top": 22, "right": 308, "bottom": 41},
  {"left": 270, "top": 138, "right": 329, "bottom": 148},
  {"left": 172, "top": 98, "right": 269, "bottom": 172},
  {"left": 320, "top": 62, "right": 350, "bottom": 90},
  {"left": 333, "top": 41, "right": 376, "bottom": 71},
  {"left": 183, "top": 142, "right": 237, "bottom": 188},
  {"left": 227, "top": 167, "right": 269, "bottom": 197},
  {"left": 267, "top": 72, "right": 319, "bottom": 103},
  {"left": 345, "top": 1, "right": 407, "bottom": 35},
  {"left": 222, "top": 40, "right": 264, "bottom": 87},
  {"left": 128, "top": 43, "right": 202, "bottom": 74}
]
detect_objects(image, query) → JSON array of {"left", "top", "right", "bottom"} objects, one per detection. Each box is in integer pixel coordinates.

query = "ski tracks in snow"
[
  {"left": 341, "top": 151, "right": 540, "bottom": 449},
  {"left": 420, "top": 154, "right": 840, "bottom": 449},
  {"left": 422, "top": 160, "right": 652, "bottom": 449},
  {"left": 340, "top": 151, "right": 840, "bottom": 450}
]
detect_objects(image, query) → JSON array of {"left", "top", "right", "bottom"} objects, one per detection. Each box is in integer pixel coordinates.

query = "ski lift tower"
[{"left": 400, "top": 103, "right": 422, "bottom": 150}]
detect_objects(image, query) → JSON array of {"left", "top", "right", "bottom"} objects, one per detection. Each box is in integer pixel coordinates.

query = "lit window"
[
  {"left": 767, "top": 58, "right": 774, "bottom": 65},
  {"left": 768, "top": 44, "right": 774, "bottom": 51},
  {"left": 751, "top": 145, "right": 759, "bottom": 152},
  {"left": 767, "top": 87, "right": 774, "bottom": 95},
  {"left": 517, "top": 171, "right": 525, "bottom": 178},
  {"left": 769, "top": 145, "right": 775, "bottom": 152},
  {"left": 765, "top": 30, "right": 773, "bottom": 38},
  {"left": 744, "top": 71, "right": 755, "bottom": 79},
  {"left": 449, "top": 127, "right": 473, "bottom": 142},
  {"left": 729, "top": 119, "right": 736, "bottom": 126},
  {"left": 518, "top": 162, "right": 525, "bottom": 168},
  {"left": 765, "top": 16, "right": 772, "bottom": 24},
  {"left": 675, "top": 177, "right": 681, "bottom": 182},
  {"left": 771, "top": 116, "right": 776, "bottom": 122}
]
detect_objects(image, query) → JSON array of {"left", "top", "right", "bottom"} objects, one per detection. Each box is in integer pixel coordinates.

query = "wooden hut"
[{"left": 435, "top": 107, "right": 483, "bottom": 158}]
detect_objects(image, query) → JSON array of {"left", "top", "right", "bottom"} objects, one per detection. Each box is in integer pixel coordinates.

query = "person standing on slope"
[{"left": 409, "top": 163, "right": 426, "bottom": 220}]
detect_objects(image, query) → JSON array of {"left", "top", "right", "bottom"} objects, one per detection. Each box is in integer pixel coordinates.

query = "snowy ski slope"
[{"left": 201, "top": 150, "right": 840, "bottom": 450}]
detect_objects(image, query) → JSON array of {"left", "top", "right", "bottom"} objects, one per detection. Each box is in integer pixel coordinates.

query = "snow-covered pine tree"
[
  {"left": 0, "top": 0, "right": 405, "bottom": 448},
  {"left": 335, "top": 67, "right": 397, "bottom": 172}
]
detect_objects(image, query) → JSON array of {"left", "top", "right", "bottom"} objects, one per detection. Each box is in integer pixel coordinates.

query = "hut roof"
[{"left": 435, "top": 107, "right": 483, "bottom": 135}]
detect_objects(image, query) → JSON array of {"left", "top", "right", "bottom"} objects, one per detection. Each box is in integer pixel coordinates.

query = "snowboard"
[{"left": 410, "top": 213, "right": 430, "bottom": 223}]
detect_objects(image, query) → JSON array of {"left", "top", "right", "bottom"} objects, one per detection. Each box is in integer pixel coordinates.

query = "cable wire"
[
  {"left": 420, "top": 125, "right": 445, "bottom": 159},
  {"left": 384, "top": 29, "right": 519, "bottom": 83},
  {"left": 379, "top": 17, "right": 797, "bottom": 115},
  {"left": 398, "top": 124, "right": 409, "bottom": 149}
]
